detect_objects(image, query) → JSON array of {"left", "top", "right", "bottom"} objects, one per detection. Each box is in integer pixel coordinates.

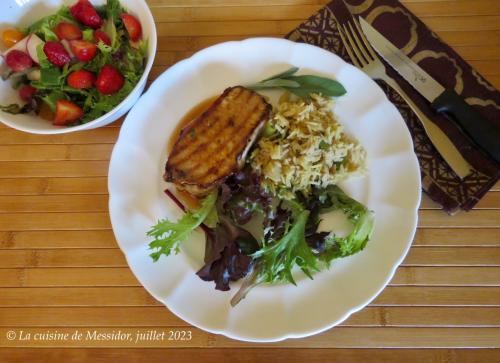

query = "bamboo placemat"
[{"left": 0, "top": 1, "right": 499, "bottom": 362}]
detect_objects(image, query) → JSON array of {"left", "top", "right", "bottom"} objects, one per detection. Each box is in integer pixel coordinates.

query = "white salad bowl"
[{"left": 0, "top": 0, "right": 156, "bottom": 134}]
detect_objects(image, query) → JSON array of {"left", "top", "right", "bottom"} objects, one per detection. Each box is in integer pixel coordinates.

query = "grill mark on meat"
[
  {"left": 186, "top": 90, "right": 254, "bottom": 167},
  {"left": 169, "top": 112, "right": 247, "bottom": 176},
  {"left": 186, "top": 93, "right": 261, "bottom": 178},
  {"left": 169, "top": 90, "right": 255, "bottom": 175},
  {"left": 167, "top": 112, "right": 225, "bottom": 167},
  {"left": 191, "top": 97, "right": 263, "bottom": 181},
  {"left": 167, "top": 88, "right": 249, "bottom": 167},
  {"left": 218, "top": 99, "right": 268, "bottom": 174},
  {"left": 165, "top": 86, "right": 271, "bottom": 196}
]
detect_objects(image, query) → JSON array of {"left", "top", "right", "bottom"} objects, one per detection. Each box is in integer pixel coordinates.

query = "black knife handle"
[{"left": 431, "top": 89, "right": 500, "bottom": 164}]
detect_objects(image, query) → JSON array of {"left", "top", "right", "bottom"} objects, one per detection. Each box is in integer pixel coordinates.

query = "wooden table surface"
[{"left": 1, "top": 0, "right": 499, "bottom": 362}]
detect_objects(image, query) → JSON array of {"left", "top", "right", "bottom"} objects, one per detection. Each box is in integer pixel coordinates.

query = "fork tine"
[
  {"left": 345, "top": 21, "right": 371, "bottom": 64},
  {"left": 337, "top": 24, "right": 361, "bottom": 68},
  {"left": 353, "top": 17, "right": 378, "bottom": 60},
  {"left": 340, "top": 23, "right": 367, "bottom": 67}
]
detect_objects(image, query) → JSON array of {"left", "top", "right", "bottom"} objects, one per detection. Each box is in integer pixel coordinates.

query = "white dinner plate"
[{"left": 108, "top": 37, "right": 421, "bottom": 342}]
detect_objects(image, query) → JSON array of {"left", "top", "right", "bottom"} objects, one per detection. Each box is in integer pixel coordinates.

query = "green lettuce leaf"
[
  {"left": 39, "top": 67, "right": 62, "bottom": 86},
  {"left": 39, "top": 90, "right": 66, "bottom": 112},
  {"left": 106, "top": 0, "right": 125, "bottom": 22},
  {"left": 318, "top": 185, "right": 375, "bottom": 265},
  {"left": 25, "top": 6, "right": 74, "bottom": 41},
  {"left": 79, "top": 78, "right": 133, "bottom": 123},
  {"left": 82, "top": 28, "right": 94, "bottom": 41},
  {"left": 147, "top": 191, "right": 218, "bottom": 261},
  {"left": 252, "top": 200, "right": 319, "bottom": 285},
  {"left": 231, "top": 186, "right": 374, "bottom": 306},
  {"left": 36, "top": 43, "right": 51, "bottom": 69},
  {"left": 106, "top": 0, "right": 124, "bottom": 50}
]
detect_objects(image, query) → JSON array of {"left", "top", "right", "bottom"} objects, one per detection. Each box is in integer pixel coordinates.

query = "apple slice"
[{"left": 26, "top": 34, "right": 45, "bottom": 64}]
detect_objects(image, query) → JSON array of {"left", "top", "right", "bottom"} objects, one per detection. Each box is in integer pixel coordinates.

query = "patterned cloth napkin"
[{"left": 286, "top": 0, "right": 500, "bottom": 213}]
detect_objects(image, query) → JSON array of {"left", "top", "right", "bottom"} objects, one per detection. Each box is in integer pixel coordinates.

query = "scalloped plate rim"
[{"left": 108, "top": 37, "right": 421, "bottom": 342}]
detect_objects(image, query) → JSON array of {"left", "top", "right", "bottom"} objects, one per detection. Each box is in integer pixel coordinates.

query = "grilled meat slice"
[{"left": 164, "top": 86, "right": 272, "bottom": 197}]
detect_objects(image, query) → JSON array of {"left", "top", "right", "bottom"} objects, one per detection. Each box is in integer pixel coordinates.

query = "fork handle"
[{"left": 381, "top": 76, "right": 472, "bottom": 179}]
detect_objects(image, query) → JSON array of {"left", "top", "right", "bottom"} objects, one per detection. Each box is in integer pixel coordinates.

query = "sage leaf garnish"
[
  {"left": 262, "top": 66, "right": 299, "bottom": 81},
  {"left": 246, "top": 66, "right": 347, "bottom": 99},
  {"left": 248, "top": 78, "right": 301, "bottom": 90}
]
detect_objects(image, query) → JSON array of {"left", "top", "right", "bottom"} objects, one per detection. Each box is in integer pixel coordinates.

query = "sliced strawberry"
[
  {"left": 70, "top": 0, "right": 103, "bottom": 29},
  {"left": 95, "top": 64, "right": 124, "bottom": 95},
  {"left": 5, "top": 50, "right": 33, "bottom": 72},
  {"left": 43, "top": 41, "right": 72, "bottom": 67},
  {"left": 121, "top": 14, "right": 142, "bottom": 42},
  {"left": 67, "top": 69, "right": 95, "bottom": 89},
  {"left": 94, "top": 29, "right": 111, "bottom": 46},
  {"left": 54, "top": 22, "right": 82, "bottom": 41},
  {"left": 54, "top": 99, "right": 83, "bottom": 126},
  {"left": 19, "top": 85, "right": 37, "bottom": 102},
  {"left": 69, "top": 40, "right": 97, "bottom": 62}
]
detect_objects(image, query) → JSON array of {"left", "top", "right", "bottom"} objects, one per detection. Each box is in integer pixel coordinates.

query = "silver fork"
[{"left": 336, "top": 17, "right": 471, "bottom": 179}]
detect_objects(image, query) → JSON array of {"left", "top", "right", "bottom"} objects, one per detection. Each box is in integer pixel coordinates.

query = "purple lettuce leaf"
[
  {"left": 223, "top": 167, "right": 273, "bottom": 225},
  {"left": 196, "top": 214, "right": 258, "bottom": 291}
]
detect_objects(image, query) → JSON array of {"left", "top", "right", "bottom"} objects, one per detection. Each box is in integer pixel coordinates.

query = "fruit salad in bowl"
[{"left": 0, "top": 0, "right": 156, "bottom": 133}]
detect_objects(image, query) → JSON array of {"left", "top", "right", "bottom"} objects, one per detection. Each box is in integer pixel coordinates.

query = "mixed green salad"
[
  {"left": 0, "top": 0, "right": 147, "bottom": 126},
  {"left": 147, "top": 69, "right": 375, "bottom": 307}
]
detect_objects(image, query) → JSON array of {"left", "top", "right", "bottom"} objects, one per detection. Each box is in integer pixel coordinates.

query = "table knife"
[{"left": 359, "top": 17, "right": 500, "bottom": 165}]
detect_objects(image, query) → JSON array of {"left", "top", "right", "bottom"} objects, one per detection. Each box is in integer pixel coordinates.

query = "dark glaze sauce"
[
  {"left": 167, "top": 96, "right": 218, "bottom": 153},
  {"left": 167, "top": 96, "right": 218, "bottom": 209}
]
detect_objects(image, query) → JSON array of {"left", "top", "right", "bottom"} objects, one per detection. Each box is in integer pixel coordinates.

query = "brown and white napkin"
[{"left": 286, "top": 0, "right": 500, "bottom": 213}]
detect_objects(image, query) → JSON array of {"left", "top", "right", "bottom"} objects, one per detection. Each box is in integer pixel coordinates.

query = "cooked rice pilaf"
[{"left": 250, "top": 93, "right": 366, "bottom": 199}]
